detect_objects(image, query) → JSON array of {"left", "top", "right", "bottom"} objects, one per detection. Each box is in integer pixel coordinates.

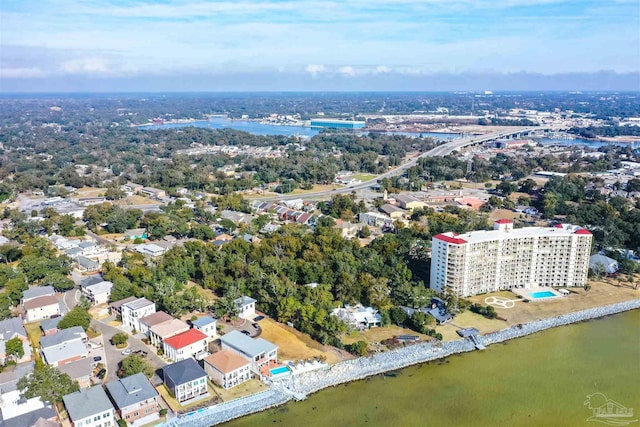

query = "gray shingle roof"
[
  {"left": 234, "top": 296, "right": 256, "bottom": 306},
  {"left": 40, "top": 317, "right": 63, "bottom": 332},
  {"left": 1, "top": 405, "right": 57, "bottom": 427},
  {"left": 80, "top": 275, "right": 104, "bottom": 288},
  {"left": 63, "top": 386, "right": 114, "bottom": 422},
  {"left": 40, "top": 326, "right": 86, "bottom": 349},
  {"left": 105, "top": 373, "right": 158, "bottom": 410},
  {"left": 22, "top": 286, "right": 55, "bottom": 302},
  {"left": 162, "top": 359, "right": 207, "bottom": 386},
  {"left": 0, "top": 317, "right": 27, "bottom": 340},
  {"left": 220, "top": 330, "right": 277, "bottom": 358},
  {"left": 41, "top": 340, "right": 88, "bottom": 365},
  {"left": 124, "top": 298, "right": 154, "bottom": 311}
]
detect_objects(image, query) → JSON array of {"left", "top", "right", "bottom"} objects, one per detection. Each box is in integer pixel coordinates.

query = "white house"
[
  {"left": 331, "top": 304, "right": 382, "bottom": 330},
  {"left": 80, "top": 280, "right": 113, "bottom": 305},
  {"left": 63, "top": 385, "right": 116, "bottom": 427},
  {"left": 203, "top": 349, "right": 251, "bottom": 389},
  {"left": 22, "top": 286, "right": 55, "bottom": 304},
  {"left": 162, "top": 359, "right": 209, "bottom": 404},
  {"left": 120, "top": 298, "right": 156, "bottom": 332},
  {"left": 24, "top": 295, "right": 61, "bottom": 323},
  {"left": 191, "top": 316, "right": 217, "bottom": 342},
  {"left": 162, "top": 329, "right": 209, "bottom": 362},
  {"left": 234, "top": 296, "right": 256, "bottom": 320},
  {"left": 219, "top": 331, "right": 278, "bottom": 372}
]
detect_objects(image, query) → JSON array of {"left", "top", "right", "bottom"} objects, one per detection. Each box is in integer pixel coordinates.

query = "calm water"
[
  {"left": 140, "top": 118, "right": 458, "bottom": 140},
  {"left": 225, "top": 310, "right": 640, "bottom": 427}
]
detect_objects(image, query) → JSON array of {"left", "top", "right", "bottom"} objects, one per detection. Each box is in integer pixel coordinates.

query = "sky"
[{"left": 1, "top": 0, "right": 639, "bottom": 92}]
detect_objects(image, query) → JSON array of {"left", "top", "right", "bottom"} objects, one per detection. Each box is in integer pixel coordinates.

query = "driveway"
[
  {"left": 62, "top": 288, "right": 81, "bottom": 313},
  {"left": 91, "top": 319, "right": 168, "bottom": 383}
]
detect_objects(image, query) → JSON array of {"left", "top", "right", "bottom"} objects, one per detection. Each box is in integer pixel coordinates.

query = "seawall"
[{"left": 160, "top": 299, "right": 640, "bottom": 427}]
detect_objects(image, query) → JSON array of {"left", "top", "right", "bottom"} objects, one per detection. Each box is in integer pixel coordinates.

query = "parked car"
[
  {"left": 96, "top": 368, "right": 106, "bottom": 379},
  {"left": 253, "top": 315, "right": 265, "bottom": 322},
  {"left": 93, "top": 356, "right": 102, "bottom": 362},
  {"left": 133, "top": 350, "right": 148, "bottom": 357},
  {"left": 121, "top": 349, "right": 132, "bottom": 355},
  {"left": 241, "top": 330, "right": 251, "bottom": 336}
]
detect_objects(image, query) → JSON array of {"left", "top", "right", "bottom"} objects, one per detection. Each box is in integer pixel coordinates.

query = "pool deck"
[
  {"left": 512, "top": 287, "right": 563, "bottom": 301},
  {"left": 259, "top": 360, "right": 287, "bottom": 378}
]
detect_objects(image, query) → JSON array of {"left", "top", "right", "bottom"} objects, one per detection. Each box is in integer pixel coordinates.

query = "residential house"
[
  {"left": 191, "top": 316, "right": 217, "bottom": 342},
  {"left": 120, "top": 298, "right": 156, "bottom": 332},
  {"left": 203, "top": 349, "right": 251, "bottom": 389},
  {"left": 331, "top": 304, "right": 382, "bottom": 330},
  {"left": 161, "top": 359, "right": 209, "bottom": 404},
  {"left": 133, "top": 244, "right": 166, "bottom": 258},
  {"left": 589, "top": 254, "right": 620, "bottom": 275},
  {"left": 394, "top": 194, "right": 426, "bottom": 211},
  {"left": 105, "top": 373, "right": 160, "bottom": 425},
  {"left": 24, "top": 295, "right": 61, "bottom": 323},
  {"left": 138, "top": 311, "right": 174, "bottom": 335},
  {"left": 359, "top": 211, "right": 393, "bottom": 228},
  {"left": 234, "top": 296, "right": 256, "bottom": 320},
  {"left": 80, "top": 280, "right": 113, "bottom": 305},
  {"left": 109, "top": 296, "right": 137, "bottom": 317},
  {"left": 40, "top": 327, "right": 88, "bottom": 367},
  {"left": 162, "top": 329, "right": 209, "bottom": 362},
  {"left": 0, "top": 317, "right": 32, "bottom": 364},
  {"left": 334, "top": 220, "right": 360, "bottom": 239},
  {"left": 63, "top": 386, "right": 116, "bottom": 427},
  {"left": 40, "top": 317, "right": 63, "bottom": 336},
  {"left": 148, "top": 319, "right": 190, "bottom": 347},
  {"left": 58, "top": 358, "right": 93, "bottom": 388},
  {"left": 219, "top": 331, "right": 278, "bottom": 372},
  {"left": 76, "top": 256, "right": 100, "bottom": 273},
  {"left": 22, "top": 286, "right": 55, "bottom": 305},
  {"left": 0, "top": 388, "right": 58, "bottom": 427}
]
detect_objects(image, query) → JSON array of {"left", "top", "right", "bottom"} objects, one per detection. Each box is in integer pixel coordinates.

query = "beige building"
[
  {"left": 203, "top": 349, "right": 251, "bottom": 389},
  {"left": 430, "top": 220, "right": 592, "bottom": 297}
]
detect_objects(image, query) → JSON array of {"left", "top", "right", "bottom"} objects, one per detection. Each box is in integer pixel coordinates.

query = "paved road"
[
  {"left": 91, "top": 318, "right": 168, "bottom": 383},
  {"left": 251, "top": 126, "right": 556, "bottom": 202}
]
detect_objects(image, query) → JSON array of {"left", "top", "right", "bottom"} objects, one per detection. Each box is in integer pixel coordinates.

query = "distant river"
[
  {"left": 139, "top": 118, "right": 458, "bottom": 140},
  {"left": 225, "top": 310, "right": 640, "bottom": 427}
]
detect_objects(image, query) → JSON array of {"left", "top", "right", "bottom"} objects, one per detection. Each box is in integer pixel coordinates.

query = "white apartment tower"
[{"left": 430, "top": 220, "right": 592, "bottom": 297}]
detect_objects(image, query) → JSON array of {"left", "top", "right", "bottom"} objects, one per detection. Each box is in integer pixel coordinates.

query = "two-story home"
[
  {"left": 120, "top": 298, "right": 156, "bottom": 332},
  {"left": 23, "top": 295, "right": 61, "bottom": 323},
  {"left": 138, "top": 311, "right": 174, "bottom": 335},
  {"left": 148, "top": 318, "right": 190, "bottom": 348},
  {"left": 162, "top": 359, "right": 209, "bottom": 404},
  {"left": 0, "top": 317, "right": 32, "bottom": 364},
  {"left": 22, "top": 286, "right": 56, "bottom": 305},
  {"left": 105, "top": 373, "right": 160, "bottom": 425},
  {"left": 40, "top": 326, "right": 88, "bottom": 367},
  {"left": 219, "top": 331, "right": 278, "bottom": 373},
  {"left": 203, "top": 349, "right": 251, "bottom": 390},
  {"left": 80, "top": 280, "right": 113, "bottom": 306},
  {"left": 234, "top": 296, "right": 256, "bottom": 320},
  {"left": 191, "top": 316, "right": 217, "bottom": 342},
  {"left": 162, "top": 329, "right": 209, "bottom": 362},
  {"left": 63, "top": 386, "right": 116, "bottom": 427}
]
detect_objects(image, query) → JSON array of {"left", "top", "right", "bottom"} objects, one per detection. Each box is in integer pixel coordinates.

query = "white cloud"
[
  {"left": 0, "top": 67, "right": 47, "bottom": 78},
  {"left": 375, "top": 65, "right": 392, "bottom": 74},
  {"left": 338, "top": 66, "right": 357, "bottom": 77},
  {"left": 305, "top": 64, "right": 327, "bottom": 75}
]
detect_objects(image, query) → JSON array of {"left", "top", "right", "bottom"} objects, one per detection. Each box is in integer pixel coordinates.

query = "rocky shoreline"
[{"left": 160, "top": 299, "right": 640, "bottom": 427}]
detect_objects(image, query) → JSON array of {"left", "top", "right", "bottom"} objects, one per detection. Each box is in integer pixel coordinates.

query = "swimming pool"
[
  {"left": 530, "top": 291, "right": 557, "bottom": 299},
  {"left": 270, "top": 366, "right": 291, "bottom": 376}
]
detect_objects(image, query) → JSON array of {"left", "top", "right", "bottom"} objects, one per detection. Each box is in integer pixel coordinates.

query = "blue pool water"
[
  {"left": 270, "top": 366, "right": 291, "bottom": 375},
  {"left": 530, "top": 291, "right": 557, "bottom": 299}
]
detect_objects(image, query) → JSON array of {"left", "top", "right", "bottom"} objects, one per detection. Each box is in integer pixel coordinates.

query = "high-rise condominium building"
[{"left": 430, "top": 220, "right": 592, "bottom": 297}]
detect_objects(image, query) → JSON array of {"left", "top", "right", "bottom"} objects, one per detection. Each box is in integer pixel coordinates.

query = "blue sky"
[{"left": 1, "top": 0, "right": 639, "bottom": 91}]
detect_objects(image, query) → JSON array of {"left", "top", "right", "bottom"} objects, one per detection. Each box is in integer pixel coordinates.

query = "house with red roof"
[{"left": 162, "top": 329, "right": 209, "bottom": 362}]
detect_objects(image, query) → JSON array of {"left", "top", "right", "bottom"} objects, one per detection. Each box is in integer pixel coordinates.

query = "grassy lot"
[
  {"left": 24, "top": 321, "right": 44, "bottom": 365},
  {"left": 257, "top": 318, "right": 344, "bottom": 364},
  {"left": 291, "top": 184, "right": 337, "bottom": 194},
  {"left": 74, "top": 187, "right": 106, "bottom": 198},
  {"left": 342, "top": 325, "right": 429, "bottom": 349},
  {"left": 467, "top": 279, "right": 639, "bottom": 327},
  {"left": 157, "top": 383, "right": 219, "bottom": 413},
  {"left": 116, "top": 195, "right": 161, "bottom": 206},
  {"left": 436, "top": 310, "right": 508, "bottom": 341},
  {"left": 351, "top": 173, "right": 376, "bottom": 182},
  {"left": 212, "top": 379, "right": 268, "bottom": 402}
]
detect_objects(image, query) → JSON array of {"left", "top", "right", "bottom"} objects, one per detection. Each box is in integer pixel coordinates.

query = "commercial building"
[
  {"left": 310, "top": 119, "right": 365, "bottom": 129},
  {"left": 430, "top": 220, "right": 592, "bottom": 297}
]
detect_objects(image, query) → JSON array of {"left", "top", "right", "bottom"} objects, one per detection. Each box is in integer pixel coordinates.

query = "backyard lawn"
[
  {"left": 212, "top": 379, "right": 268, "bottom": 402},
  {"left": 342, "top": 325, "right": 429, "bottom": 348}
]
